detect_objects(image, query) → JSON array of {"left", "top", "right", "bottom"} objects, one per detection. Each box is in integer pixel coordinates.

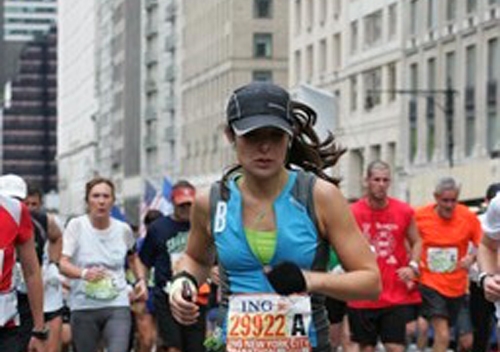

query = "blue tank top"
[{"left": 210, "top": 170, "right": 331, "bottom": 351}]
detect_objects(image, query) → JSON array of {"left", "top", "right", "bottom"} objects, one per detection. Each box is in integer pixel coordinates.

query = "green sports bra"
[{"left": 244, "top": 228, "right": 277, "bottom": 265}]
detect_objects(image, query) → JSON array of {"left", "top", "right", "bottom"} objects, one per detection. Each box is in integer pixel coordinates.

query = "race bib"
[
  {"left": 85, "top": 276, "right": 119, "bottom": 301},
  {"left": 427, "top": 247, "right": 458, "bottom": 273},
  {"left": 226, "top": 294, "right": 312, "bottom": 352}
]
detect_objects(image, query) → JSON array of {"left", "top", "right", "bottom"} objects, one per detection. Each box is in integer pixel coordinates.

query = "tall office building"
[
  {"left": 3, "top": 0, "right": 56, "bottom": 41},
  {"left": 2, "top": 0, "right": 57, "bottom": 87},
  {"left": 290, "top": 0, "right": 404, "bottom": 200},
  {"left": 0, "top": 2, "right": 4, "bottom": 89},
  {"left": 2, "top": 27, "right": 57, "bottom": 191},
  {"left": 179, "top": 0, "right": 289, "bottom": 186},
  {"left": 401, "top": 0, "right": 500, "bottom": 204},
  {"left": 58, "top": 0, "right": 142, "bottom": 221},
  {"left": 57, "top": 0, "right": 97, "bottom": 217},
  {"left": 289, "top": 0, "right": 500, "bottom": 205}
]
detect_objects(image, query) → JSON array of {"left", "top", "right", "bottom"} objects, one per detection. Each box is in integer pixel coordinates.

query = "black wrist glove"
[{"left": 266, "top": 261, "right": 307, "bottom": 295}]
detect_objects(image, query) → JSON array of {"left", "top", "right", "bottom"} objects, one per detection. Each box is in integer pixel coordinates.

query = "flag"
[
  {"left": 110, "top": 205, "right": 127, "bottom": 222},
  {"left": 152, "top": 176, "right": 173, "bottom": 215},
  {"left": 139, "top": 180, "right": 157, "bottom": 237}
]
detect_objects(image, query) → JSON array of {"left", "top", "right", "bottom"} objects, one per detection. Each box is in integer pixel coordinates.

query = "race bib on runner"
[
  {"left": 85, "top": 276, "right": 119, "bottom": 301},
  {"left": 427, "top": 247, "right": 458, "bottom": 273},
  {"left": 226, "top": 294, "right": 312, "bottom": 352}
]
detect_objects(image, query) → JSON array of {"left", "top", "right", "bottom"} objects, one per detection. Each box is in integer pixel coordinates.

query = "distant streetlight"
[{"left": 366, "top": 79, "right": 458, "bottom": 167}]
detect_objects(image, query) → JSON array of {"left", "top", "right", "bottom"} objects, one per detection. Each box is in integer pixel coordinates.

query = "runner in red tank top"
[{"left": 348, "top": 161, "right": 421, "bottom": 352}]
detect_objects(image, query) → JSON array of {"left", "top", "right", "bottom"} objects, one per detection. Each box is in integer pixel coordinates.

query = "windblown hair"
[{"left": 220, "top": 100, "right": 346, "bottom": 197}]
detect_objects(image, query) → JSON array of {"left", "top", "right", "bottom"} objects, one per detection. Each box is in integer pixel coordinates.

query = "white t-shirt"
[
  {"left": 62, "top": 215, "right": 134, "bottom": 311},
  {"left": 483, "top": 193, "right": 500, "bottom": 241}
]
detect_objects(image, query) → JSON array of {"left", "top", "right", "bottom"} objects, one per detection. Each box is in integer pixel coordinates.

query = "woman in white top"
[{"left": 60, "top": 177, "right": 147, "bottom": 352}]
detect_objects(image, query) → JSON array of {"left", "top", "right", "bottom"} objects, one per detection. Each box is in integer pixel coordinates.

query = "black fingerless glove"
[{"left": 266, "top": 261, "right": 307, "bottom": 295}]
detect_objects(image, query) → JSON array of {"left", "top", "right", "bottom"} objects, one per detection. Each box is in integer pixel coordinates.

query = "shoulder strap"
[
  {"left": 209, "top": 181, "right": 224, "bottom": 233},
  {"left": 209, "top": 172, "right": 318, "bottom": 229},
  {"left": 291, "top": 170, "right": 318, "bottom": 229}
]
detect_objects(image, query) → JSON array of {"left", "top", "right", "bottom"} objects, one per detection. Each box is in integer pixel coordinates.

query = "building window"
[
  {"left": 364, "top": 67, "right": 382, "bottom": 109},
  {"left": 319, "top": 0, "right": 326, "bottom": 24},
  {"left": 350, "top": 76, "right": 358, "bottom": 111},
  {"left": 294, "top": 0, "right": 301, "bottom": 35},
  {"left": 388, "top": 63, "right": 397, "bottom": 102},
  {"left": 333, "top": 0, "right": 341, "bottom": 19},
  {"left": 410, "top": 0, "right": 418, "bottom": 36},
  {"left": 487, "top": 38, "right": 499, "bottom": 81},
  {"left": 465, "top": 45, "right": 476, "bottom": 157},
  {"left": 446, "top": 0, "right": 456, "bottom": 21},
  {"left": 294, "top": 50, "right": 302, "bottom": 84},
  {"left": 427, "top": 0, "right": 437, "bottom": 29},
  {"left": 467, "top": 0, "right": 477, "bottom": 13},
  {"left": 364, "top": 10, "right": 382, "bottom": 48},
  {"left": 427, "top": 58, "right": 436, "bottom": 161},
  {"left": 348, "top": 149, "right": 364, "bottom": 199},
  {"left": 252, "top": 70, "right": 273, "bottom": 82},
  {"left": 306, "top": 45, "right": 313, "bottom": 81},
  {"left": 254, "top": 0, "right": 272, "bottom": 18},
  {"left": 445, "top": 51, "right": 456, "bottom": 87},
  {"left": 306, "top": 0, "right": 313, "bottom": 31},
  {"left": 253, "top": 33, "right": 272, "bottom": 58},
  {"left": 409, "top": 63, "right": 419, "bottom": 163},
  {"left": 466, "top": 45, "right": 476, "bottom": 88},
  {"left": 487, "top": 38, "right": 499, "bottom": 153},
  {"left": 319, "top": 39, "right": 327, "bottom": 74},
  {"left": 350, "top": 21, "right": 358, "bottom": 54},
  {"left": 388, "top": 4, "right": 397, "bottom": 40},
  {"left": 333, "top": 33, "right": 341, "bottom": 70}
]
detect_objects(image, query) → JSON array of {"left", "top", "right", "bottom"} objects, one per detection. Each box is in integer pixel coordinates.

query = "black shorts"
[
  {"left": 153, "top": 288, "right": 206, "bottom": 351},
  {"left": 61, "top": 305, "right": 71, "bottom": 324},
  {"left": 44, "top": 307, "right": 64, "bottom": 322},
  {"left": 406, "top": 303, "right": 421, "bottom": 322},
  {"left": 325, "top": 297, "right": 347, "bottom": 324},
  {"left": 0, "top": 327, "right": 20, "bottom": 352},
  {"left": 419, "top": 284, "right": 464, "bottom": 325},
  {"left": 347, "top": 305, "right": 413, "bottom": 346}
]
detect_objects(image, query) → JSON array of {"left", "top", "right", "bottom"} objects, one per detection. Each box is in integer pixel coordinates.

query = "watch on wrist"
[
  {"left": 408, "top": 260, "right": 420, "bottom": 276},
  {"left": 478, "top": 272, "right": 493, "bottom": 290},
  {"left": 32, "top": 326, "right": 50, "bottom": 341}
]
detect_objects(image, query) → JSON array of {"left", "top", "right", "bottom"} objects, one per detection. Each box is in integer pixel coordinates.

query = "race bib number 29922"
[{"left": 227, "top": 294, "right": 312, "bottom": 352}]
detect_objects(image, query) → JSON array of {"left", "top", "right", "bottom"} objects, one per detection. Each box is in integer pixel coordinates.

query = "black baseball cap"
[{"left": 226, "top": 82, "right": 293, "bottom": 136}]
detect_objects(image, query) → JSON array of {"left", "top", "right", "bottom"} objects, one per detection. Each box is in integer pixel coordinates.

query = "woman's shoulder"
[
  {"left": 312, "top": 176, "right": 342, "bottom": 200},
  {"left": 65, "top": 214, "right": 86, "bottom": 229},
  {"left": 110, "top": 218, "right": 133, "bottom": 233}
]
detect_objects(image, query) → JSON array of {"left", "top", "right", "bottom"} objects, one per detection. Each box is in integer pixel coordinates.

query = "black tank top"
[{"left": 30, "top": 210, "right": 48, "bottom": 264}]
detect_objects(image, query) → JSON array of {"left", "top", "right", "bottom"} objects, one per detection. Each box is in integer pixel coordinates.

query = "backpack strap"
[
  {"left": 209, "top": 181, "right": 224, "bottom": 234},
  {"left": 209, "top": 171, "right": 319, "bottom": 231},
  {"left": 290, "top": 170, "right": 318, "bottom": 230}
]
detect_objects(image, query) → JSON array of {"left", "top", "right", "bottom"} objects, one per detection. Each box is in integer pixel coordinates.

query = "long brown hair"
[{"left": 220, "top": 100, "right": 346, "bottom": 196}]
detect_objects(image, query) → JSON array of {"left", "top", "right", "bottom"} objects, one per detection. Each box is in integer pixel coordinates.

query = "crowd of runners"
[{"left": 1, "top": 82, "right": 500, "bottom": 352}]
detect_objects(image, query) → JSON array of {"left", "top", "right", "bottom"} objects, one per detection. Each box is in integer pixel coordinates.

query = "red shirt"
[
  {"left": 0, "top": 196, "right": 33, "bottom": 293},
  {"left": 349, "top": 197, "right": 421, "bottom": 309}
]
